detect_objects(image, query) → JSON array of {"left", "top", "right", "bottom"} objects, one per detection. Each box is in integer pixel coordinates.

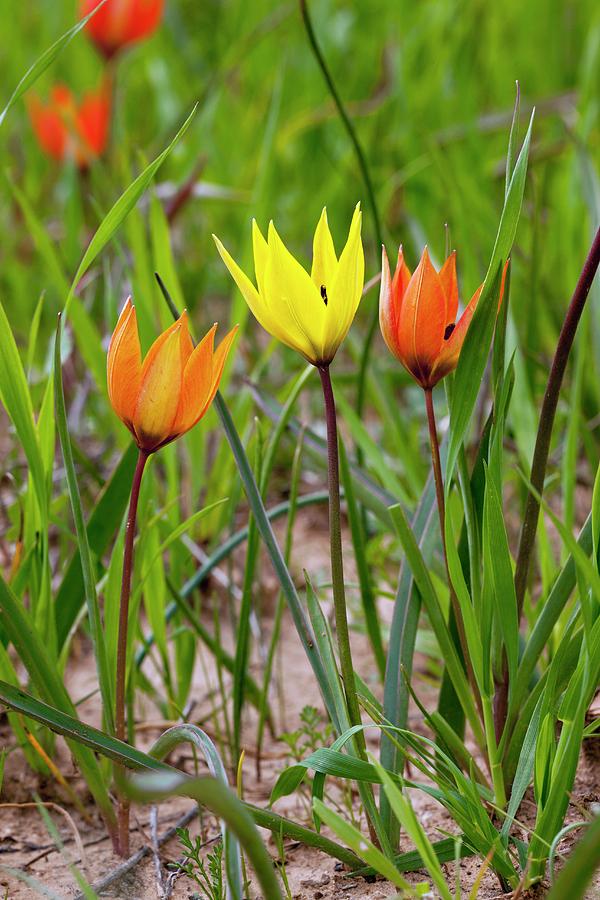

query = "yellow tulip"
[{"left": 213, "top": 204, "right": 364, "bottom": 366}]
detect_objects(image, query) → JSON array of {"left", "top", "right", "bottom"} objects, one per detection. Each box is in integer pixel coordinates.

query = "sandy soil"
[{"left": 0, "top": 508, "right": 598, "bottom": 899}]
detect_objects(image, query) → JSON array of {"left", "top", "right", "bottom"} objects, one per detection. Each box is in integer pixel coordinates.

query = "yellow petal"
[
  {"left": 107, "top": 297, "right": 141, "bottom": 428},
  {"left": 264, "top": 221, "right": 325, "bottom": 363},
  {"left": 311, "top": 208, "right": 337, "bottom": 290},
  {"left": 252, "top": 220, "right": 269, "bottom": 296},
  {"left": 172, "top": 323, "right": 217, "bottom": 437},
  {"left": 323, "top": 203, "right": 364, "bottom": 360},
  {"left": 213, "top": 233, "right": 283, "bottom": 342},
  {"left": 133, "top": 324, "right": 184, "bottom": 451}
]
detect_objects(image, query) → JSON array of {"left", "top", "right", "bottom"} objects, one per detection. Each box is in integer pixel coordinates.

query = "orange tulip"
[
  {"left": 107, "top": 299, "right": 237, "bottom": 453},
  {"left": 379, "top": 246, "right": 507, "bottom": 389},
  {"left": 81, "top": 0, "right": 164, "bottom": 58},
  {"left": 27, "top": 81, "right": 110, "bottom": 168}
]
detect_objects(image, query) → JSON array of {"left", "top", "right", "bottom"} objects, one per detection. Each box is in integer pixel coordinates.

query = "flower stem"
[
  {"left": 319, "top": 365, "right": 390, "bottom": 851},
  {"left": 495, "top": 225, "right": 600, "bottom": 741},
  {"left": 318, "top": 366, "right": 365, "bottom": 736},
  {"left": 424, "top": 388, "right": 483, "bottom": 723},
  {"left": 115, "top": 448, "right": 148, "bottom": 856},
  {"left": 299, "top": 0, "right": 384, "bottom": 422}
]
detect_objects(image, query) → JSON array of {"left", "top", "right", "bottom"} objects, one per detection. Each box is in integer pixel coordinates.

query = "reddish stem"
[{"left": 115, "top": 448, "right": 148, "bottom": 856}]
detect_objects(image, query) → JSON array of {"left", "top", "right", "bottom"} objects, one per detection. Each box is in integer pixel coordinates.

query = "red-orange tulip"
[
  {"left": 107, "top": 299, "right": 237, "bottom": 453},
  {"left": 27, "top": 81, "right": 110, "bottom": 168},
  {"left": 379, "top": 246, "right": 507, "bottom": 389},
  {"left": 81, "top": 0, "right": 164, "bottom": 58}
]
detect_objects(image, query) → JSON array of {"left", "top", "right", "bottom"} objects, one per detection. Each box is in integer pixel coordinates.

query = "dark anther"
[
  {"left": 320, "top": 284, "right": 328, "bottom": 305},
  {"left": 444, "top": 323, "right": 455, "bottom": 340}
]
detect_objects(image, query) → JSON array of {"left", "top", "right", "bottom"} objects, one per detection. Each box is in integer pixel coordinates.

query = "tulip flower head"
[
  {"left": 27, "top": 81, "right": 110, "bottom": 168},
  {"left": 213, "top": 205, "right": 364, "bottom": 367},
  {"left": 81, "top": 0, "right": 164, "bottom": 58},
  {"left": 379, "top": 246, "right": 507, "bottom": 389},
  {"left": 107, "top": 299, "right": 237, "bottom": 453}
]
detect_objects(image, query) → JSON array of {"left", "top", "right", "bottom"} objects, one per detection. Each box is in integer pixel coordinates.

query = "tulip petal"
[
  {"left": 252, "top": 220, "right": 269, "bottom": 296},
  {"left": 439, "top": 251, "right": 458, "bottom": 327},
  {"left": 323, "top": 204, "right": 364, "bottom": 360},
  {"left": 213, "top": 234, "right": 288, "bottom": 347},
  {"left": 172, "top": 324, "right": 217, "bottom": 436},
  {"left": 134, "top": 323, "right": 184, "bottom": 450},
  {"left": 264, "top": 221, "right": 325, "bottom": 363},
  {"left": 311, "top": 208, "right": 337, "bottom": 290},
  {"left": 107, "top": 298, "right": 141, "bottom": 428},
  {"left": 379, "top": 246, "right": 399, "bottom": 357},
  {"left": 200, "top": 325, "right": 239, "bottom": 419},
  {"left": 396, "top": 247, "right": 447, "bottom": 385},
  {"left": 429, "top": 260, "right": 508, "bottom": 385}
]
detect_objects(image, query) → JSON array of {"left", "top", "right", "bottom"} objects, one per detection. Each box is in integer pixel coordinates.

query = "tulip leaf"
[
  {"left": 148, "top": 726, "right": 243, "bottom": 899},
  {"left": 388, "top": 502, "right": 483, "bottom": 744},
  {"left": 0, "top": 301, "right": 47, "bottom": 518},
  {"left": 55, "top": 443, "right": 139, "bottom": 648},
  {"left": 0, "top": 679, "right": 358, "bottom": 871},
  {"left": 213, "top": 391, "right": 339, "bottom": 724},
  {"left": 54, "top": 316, "right": 115, "bottom": 732},
  {"left": 446, "top": 109, "right": 534, "bottom": 483},
  {"left": 64, "top": 104, "right": 198, "bottom": 318},
  {"left": 126, "top": 770, "right": 282, "bottom": 900},
  {"left": 0, "top": 0, "right": 108, "bottom": 129},
  {"left": 0, "top": 586, "right": 115, "bottom": 826}
]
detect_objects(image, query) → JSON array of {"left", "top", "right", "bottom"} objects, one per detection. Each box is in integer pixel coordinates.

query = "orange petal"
[
  {"left": 391, "top": 246, "right": 412, "bottom": 310},
  {"left": 107, "top": 298, "right": 141, "bottom": 428},
  {"left": 429, "top": 260, "right": 508, "bottom": 385},
  {"left": 439, "top": 251, "right": 458, "bottom": 327},
  {"left": 396, "top": 247, "right": 447, "bottom": 387},
  {"left": 76, "top": 81, "right": 111, "bottom": 159},
  {"left": 133, "top": 323, "right": 184, "bottom": 450},
  {"left": 379, "top": 246, "right": 399, "bottom": 358},
  {"left": 27, "top": 95, "right": 68, "bottom": 161},
  {"left": 171, "top": 324, "right": 217, "bottom": 437},
  {"left": 197, "top": 325, "right": 238, "bottom": 423}
]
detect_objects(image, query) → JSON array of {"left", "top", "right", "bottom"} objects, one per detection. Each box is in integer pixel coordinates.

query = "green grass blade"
[
  {"left": 447, "top": 110, "right": 534, "bottom": 483},
  {"left": 312, "top": 798, "right": 423, "bottom": 893},
  {"left": 0, "top": 0, "right": 108, "bottom": 128},
  {"left": 388, "top": 503, "right": 483, "bottom": 742},
  {"left": 64, "top": 105, "right": 197, "bottom": 317},
  {"left": 372, "top": 757, "right": 453, "bottom": 900},
  {"left": 124, "top": 770, "right": 283, "bottom": 900},
  {"left": 0, "top": 301, "right": 47, "bottom": 518},
  {"left": 213, "top": 391, "right": 338, "bottom": 725},
  {"left": 54, "top": 316, "right": 114, "bottom": 733},
  {"left": 0, "top": 591, "right": 115, "bottom": 827},
  {"left": 149, "top": 725, "right": 243, "bottom": 900},
  {"left": 55, "top": 444, "right": 138, "bottom": 648}
]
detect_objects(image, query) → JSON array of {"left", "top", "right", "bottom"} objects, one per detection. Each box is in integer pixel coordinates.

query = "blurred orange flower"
[
  {"left": 27, "top": 81, "right": 110, "bottom": 168},
  {"left": 108, "top": 299, "right": 237, "bottom": 453},
  {"left": 379, "top": 246, "right": 507, "bottom": 389},
  {"left": 81, "top": 0, "right": 164, "bottom": 58}
]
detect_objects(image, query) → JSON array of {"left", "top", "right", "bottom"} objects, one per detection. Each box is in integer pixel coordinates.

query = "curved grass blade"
[
  {"left": 0, "top": 600, "right": 115, "bottom": 830},
  {"left": 55, "top": 443, "right": 139, "bottom": 647},
  {"left": 64, "top": 106, "right": 197, "bottom": 317},
  {"left": 149, "top": 725, "right": 242, "bottom": 900},
  {"left": 54, "top": 316, "right": 114, "bottom": 733},
  {"left": 0, "top": 680, "right": 359, "bottom": 869},
  {"left": 0, "top": 0, "right": 108, "bottom": 128},
  {"left": 124, "top": 770, "right": 282, "bottom": 900},
  {"left": 447, "top": 110, "right": 534, "bottom": 483}
]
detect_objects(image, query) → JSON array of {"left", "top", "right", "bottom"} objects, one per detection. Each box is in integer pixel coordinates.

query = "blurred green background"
[{"left": 1, "top": 0, "right": 599, "bottom": 437}]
